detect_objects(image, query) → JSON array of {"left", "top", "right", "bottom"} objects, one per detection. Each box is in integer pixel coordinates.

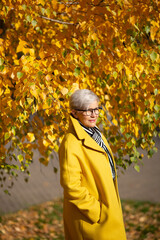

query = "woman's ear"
[{"left": 71, "top": 110, "right": 78, "bottom": 118}]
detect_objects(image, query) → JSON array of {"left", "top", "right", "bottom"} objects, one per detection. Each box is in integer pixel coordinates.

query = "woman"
[{"left": 58, "top": 89, "right": 127, "bottom": 240}]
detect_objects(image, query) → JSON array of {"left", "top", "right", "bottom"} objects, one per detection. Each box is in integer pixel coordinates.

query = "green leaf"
[
  {"left": 142, "top": 73, "right": 146, "bottom": 78},
  {"left": 4, "top": 132, "right": 10, "bottom": 141},
  {"left": 22, "top": 4, "right": 27, "bottom": 10},
  {"left": 17, "top": 72, "right": 24, "bottom": 79},
  {"left": 154, "top": 104, "right": 160, "bottom": 112},
  {"left": 74, "top": 67, "right": 80, "bottom": 77},
  {"left": 134, "top": 165, "right": 140, "bottom": 172},
  {"left": 84, "top": 50, "right": 90, "bottom": 55},
  {"left": 85, "top": 60, "right": 91, "bottom": 68},
  {"left": 45, "top": 8, "right": 51, "bottom": 16},
  {"left": 81, "top": 55, "right": 86, "bottom": 63},
  {"left": 137, "top": 48, "right": 141, "bottom": 55},
  {"left": 97, "top": 77, "right": 101, "bottom": 85},
  {"left": 75, "top": 43, "right": 79, "bottom": 50},
  {"left": 145, "top": 25, "right": 150, "bottom": 34},
  {"left": 32, "top": 20, "right": 37, "bottom": 27},
  {"left": 97, "top": 49, "right": 101, "bottom": 56},
  {"left": 26, "top": 15, "right": 32, "bottom": 22},
  {"left": 0, "top": 58, "right": 4, "bottom": 66},
  {"left": 0, "top": 65, "right": 4, "bottom": 71},
  {"left": 150, "top": 51, "right": 157, "bottom": 61},
  {"left": 41, "top": 8, "right": 45, "bottom": 15},
  {"left": 147, "top": 149, "right": 154, "bottom": 158},
  {"left": 113, "top": 71, "right": 118, "bottom": 79},
  {"left": 62, "top": 50, "right": 67, "bottom": 58},
  {"left": 18, "top": 154, "right": 24, "bottom": 162},
  {"left": 11, "top": 126, "right": 16, "bottom": 136},
  {"left": 131, "top": 42, "right": 137, "bottom": 50},
  {"left": 53, "top": 167, "right": 58, "bottom": 173},
  {"left": 126, "top": 141, "right": 132, "bottom": 148},
  {"left": 154, "top": 112, "right": 160, "bottom": 120}
]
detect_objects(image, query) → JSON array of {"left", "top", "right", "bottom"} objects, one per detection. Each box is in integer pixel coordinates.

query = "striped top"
[{"left": 79, "top": 122, "right": 116, "bottom": 179}]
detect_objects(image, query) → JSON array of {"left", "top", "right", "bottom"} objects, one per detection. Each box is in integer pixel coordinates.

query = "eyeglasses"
[{"left": 75, "top": 107, "right": 102, "bottom": 116}]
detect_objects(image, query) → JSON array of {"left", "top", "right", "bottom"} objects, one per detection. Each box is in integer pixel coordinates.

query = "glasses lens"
[{"left": 86, "top": 108, "right": 99, "bottom": 116}]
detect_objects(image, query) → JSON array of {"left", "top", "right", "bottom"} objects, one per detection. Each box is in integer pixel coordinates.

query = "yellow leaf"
[
  {"left": 116, "top": 63, "right": 123, "bottom": 72},
  {"left": 74, "top": 54, "right": 79, "bottom": 63},
  {"left": 27, "top": 98, "right": 34, "bottom": 105},
  {"left": 112, "top": 118, "right": 118, "bottom": 126},
  {"left": 39, "top": 49, "right": 45, "bottom": 59},
  {"left": 58, "top": 3, "right": 65, "bottom": 12},
  {"left": 54, "top": 70, "right": 59, "bottom": 75},
  {"left": 149, "top": 97, "right": 155, "bottom": 110},
  {"left": 23, "top": 65, "right": 30, "bottom": 72},
  {"left": 130, "top": 16, "right": 136, "bottom": 25},
  {"left": 151, "top": 20, "right": 159, "bottom": 28},
  {"left": 134, "top": 125, "right": 139, "bottom": 137},
  {"left": 124, "top": 65, "right": 132, "bottom": 79},
  {"left": 48, "top": 134, "right": 55, "bottom": 142},
  {"left": 7, "top": 100, "right": 12, "bottom": 107},
  {"left": 72, "top": 38, "right": 79, "bottom": 43},
  {"left": 40, "top": 92, "right": 46, "bottom": 100},
  {"left": 91, "top": 33, "right": 97, "bottom": 40},
  {"left": 30, "top": 85, "right": 40, "bottom": 99},
  {"left": 55, "top": 41, "right": 61, "bottom": 48},
  {"left": 80, "top": 21, "right": 86, "bottom": 30},
  {"left": 137, "top": 106, "right": 142, "bottom": 115},
  {"left": 4, "top": 87, "right": 10, "bottom": 94},
  {"left": 29, "top": 49, "right": 35, "bottom": 57},
  {"left": 27, "top": 133, "right": 35, "bottom": 142},
  {"left": 70, "top": 83, "right": 79, "bottom": 93},
  {"left": 104, "top": 95, "right": 110, "bottom": 100},
  {"left": 0, "top": 88, "right": 4, "bottom": 96},
  {"left": 16, "top": 39, "right": 27, "bottom": 53},
  {"left": 116, "top": 48, "right": 122, "bottom": 57},
  {"left": 150, "top": 25, "right": 158, "bottom": 41},
  {"left": 43, "top": 139, "right": 50, "bottom": 147},
  {"left": 52, "top": 0, "right": 58, "bottom": 9},
  {"left": 38, "top": 0, "right": 45, "bottom": 6},
  {"left": 15, "top": 22, "right": 21, "bottom": 30},
  {"left": 45, "top": 74, "right": 51, "bottom": 81},
  {"left": 61, "top": 87, "right": 68, "bottom": 95},
  {"left": 14, "top": 60, "right": 19, "bottom": 65},
  {"left": 42, "top": 101, "right": 51, "bottom": 110},
  {"left": 135, "top": 64, "right": 144, "bottom": 73},
  {"left": 135, "top": 71, "right": 140, "bottom": 79}
]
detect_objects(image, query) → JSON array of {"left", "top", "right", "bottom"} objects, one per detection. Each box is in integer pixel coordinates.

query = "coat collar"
[{"left": 69, "top": 115, "right": 105, "bottom": 153}]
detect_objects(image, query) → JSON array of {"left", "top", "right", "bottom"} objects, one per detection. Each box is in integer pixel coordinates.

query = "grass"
[{"left": 0, "top": 199, "right": 160, "bottom": 240}]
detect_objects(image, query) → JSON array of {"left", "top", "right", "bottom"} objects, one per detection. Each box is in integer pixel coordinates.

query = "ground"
[{"left": 0, "top": 198, "right": 160, "bottom": 240}]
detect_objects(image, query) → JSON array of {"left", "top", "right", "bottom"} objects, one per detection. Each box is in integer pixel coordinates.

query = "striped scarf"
[{"left": 79, "top": 122, "right": 116, "bottom": 179}]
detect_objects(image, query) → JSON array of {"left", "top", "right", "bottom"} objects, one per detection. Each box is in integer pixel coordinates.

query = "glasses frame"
[{"left": 75, "top": 107, "right": 102, "bottom": 116}]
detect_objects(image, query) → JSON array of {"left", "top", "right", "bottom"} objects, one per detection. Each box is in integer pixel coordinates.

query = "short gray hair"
[{"left": 70, "top": 89, "right": 99, "bottom": 110}]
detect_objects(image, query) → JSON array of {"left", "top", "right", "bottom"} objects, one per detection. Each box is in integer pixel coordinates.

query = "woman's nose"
[{"left": 90, "top": 110, "right": 96, "bottom": 116}]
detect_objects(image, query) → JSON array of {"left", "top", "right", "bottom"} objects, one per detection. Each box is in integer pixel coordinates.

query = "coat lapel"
[{"left": 69, "top": 115, "right": 105, "bottom": 153}]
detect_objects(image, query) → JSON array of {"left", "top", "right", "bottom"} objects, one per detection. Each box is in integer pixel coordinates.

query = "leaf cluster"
[{"left": 0, "top": 0, "right": 160, "bottom": 190}]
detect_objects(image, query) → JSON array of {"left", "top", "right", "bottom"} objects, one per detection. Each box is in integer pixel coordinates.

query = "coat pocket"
[
  {"left": 99, "top": 202, "right": 109, "bottom": 224},
  {"left": 80, "top": 203, "right": 108, "bottom": 239}
]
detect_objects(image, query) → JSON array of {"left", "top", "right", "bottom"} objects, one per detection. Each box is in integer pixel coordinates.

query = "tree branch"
[{"left": 39, "top": 15, "right": 75, "bottom": 25}]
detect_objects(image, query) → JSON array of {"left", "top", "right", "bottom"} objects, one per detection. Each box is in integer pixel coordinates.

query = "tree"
[{"left": 0, "top": 0, "right": 160, "bottom": 191}]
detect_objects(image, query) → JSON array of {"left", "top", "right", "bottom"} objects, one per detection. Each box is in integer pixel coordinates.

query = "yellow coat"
[{"left": 59, "top": 115, "right": 127, "bottom": 240}]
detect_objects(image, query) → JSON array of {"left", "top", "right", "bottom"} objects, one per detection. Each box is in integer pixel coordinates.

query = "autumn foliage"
[{"left": 0, "top": 0, "right": 160, "bottom": 189}]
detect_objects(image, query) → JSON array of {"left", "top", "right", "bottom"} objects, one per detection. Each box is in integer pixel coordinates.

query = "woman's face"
[{"left": 73, "top": 100, "right": 99, "bottom": 128}]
